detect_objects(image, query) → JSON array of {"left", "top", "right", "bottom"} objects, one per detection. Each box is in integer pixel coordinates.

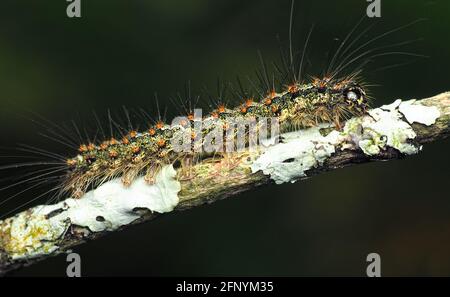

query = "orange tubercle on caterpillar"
[
  {"left": 157, "top": 138, "right": 166, "bottom": 148},
  {"left": 122, "top": 137, "right": 130, "bottom": 145},
  {"left": 131, "top": 145, "right": 141, "bottom": 154},
  {"left": 179, "top": 119, "right": 189, "bottom": 127},
  {"left": 99, "top": 142, "right": 109, "bottom": 150},
  {"left": 66, "top": 158, "right": 77, "bottom": 167},
  {"left": 78, "top": 144, "right": 88, "bottom": 153},
  {"left": 217, "top": 104, "right": 226, "bottom": 114},
  {"left": 87, "top": 143, "right": 96, "bottom": 151},
  {"left": 109, "top": 149, "right": 119, "bottom": 159},
  {"left": 287, "top": 84, "right": 299, "bottom": 94},
  {"left": 129, "top": 130, "right": 138, "bottom": 138}
]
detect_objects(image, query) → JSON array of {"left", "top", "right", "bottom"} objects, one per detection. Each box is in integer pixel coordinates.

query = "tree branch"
[{"left": 0, "top": 92, "right": 449, "bottom": 275}]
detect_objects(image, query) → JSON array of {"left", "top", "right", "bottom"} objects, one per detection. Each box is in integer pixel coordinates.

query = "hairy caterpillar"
[
  {"left": 64, "top": 76, "right": 369, "bottom": 199},
  {"left": 0, "top": 4, "right": 422, "bottom": 217}
]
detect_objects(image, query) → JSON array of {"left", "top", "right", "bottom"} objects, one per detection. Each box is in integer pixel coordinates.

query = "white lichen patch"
[
  {"left": 0, "top": 211, "right": 66, "bottom": 260},
  {"left": 398, "top": 99, "right": 440, "bottom": 126},
  {"left": 56, "top": 164, "right": 181, "bottom": 232},
  {"left": 251, "top": 125, "right": 341, "bottom": 184},
  {"left": 355, "top": 107, "right": 418, "bottom": 155},
  {"left": 379, "top": 99, "right": 402, "bottom": 112},
  {"left": 341, "top": 98, "right": 441, "bottom": 156},
  {"left": 0, "top": 164, "right": 181, "bottom": 260},
  {"left": 251, "top": 98, "right": 441, "bottom": 183}
]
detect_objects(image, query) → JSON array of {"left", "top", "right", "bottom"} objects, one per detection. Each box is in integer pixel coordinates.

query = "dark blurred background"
[{"left": 0, "top": 0, "right": 449, "bottom": 276}]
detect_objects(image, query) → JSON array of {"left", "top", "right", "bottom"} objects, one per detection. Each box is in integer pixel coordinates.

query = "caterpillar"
[
  {"left": 0, "top": 5, "right": 422, "bottom": 217},
  {"left": 63, "top": 76, "right": 369, "bottom": 199}
]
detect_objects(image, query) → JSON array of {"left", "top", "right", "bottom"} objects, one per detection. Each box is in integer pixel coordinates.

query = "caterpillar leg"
[
  {"left": 72, "top": 188, "right": 85, "bottom": 199},
  {"left": 121, "top": 168, "right": 139, "bottom": 187},
  {"left": 178, "top": 155, "right": 196, "bottom": 181},
  {"left": 66, "top": 176, "right": 89, "bottom": 199},
  {"left": 333, "top": 113, "right": 343, "bottom": 130},
  {"left": 144, "top": 164, "right": 162, "bottom": 185}
]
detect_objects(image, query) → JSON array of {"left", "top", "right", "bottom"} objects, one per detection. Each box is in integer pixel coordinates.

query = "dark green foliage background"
[{"left": 0, "top": 0, "right": 449, "bottom": 276}]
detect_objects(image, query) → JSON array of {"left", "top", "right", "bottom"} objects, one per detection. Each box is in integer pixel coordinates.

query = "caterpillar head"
[
  {"left": 285, "top": 77, "right": 370, "bottom": 129},
  {"left": 311, "top": 77, "right": 369, "bottom": 115},
  {"left": 337, "top": 83, "right": 368, "bottom": 111}
]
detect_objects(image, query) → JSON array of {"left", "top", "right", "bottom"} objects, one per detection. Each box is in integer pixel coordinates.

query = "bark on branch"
[{"left": 0, "top": 92, "right": 449, "bottom": 276}]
